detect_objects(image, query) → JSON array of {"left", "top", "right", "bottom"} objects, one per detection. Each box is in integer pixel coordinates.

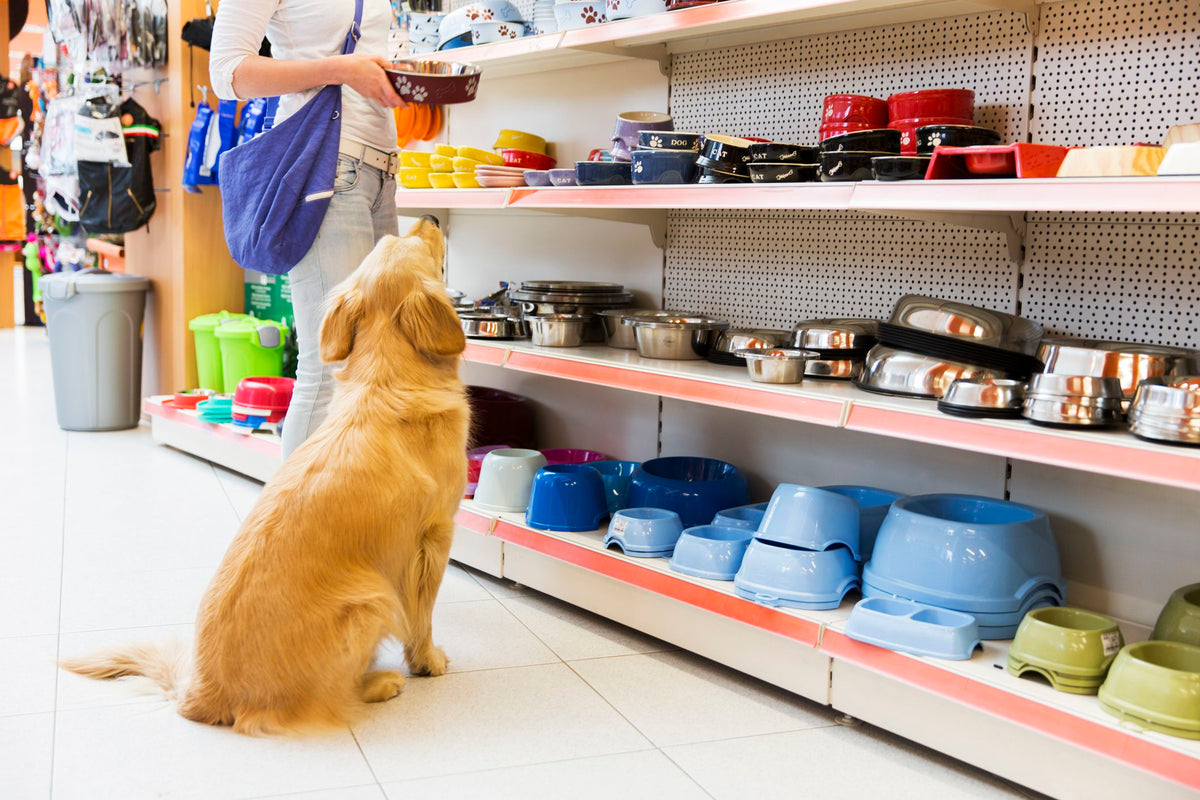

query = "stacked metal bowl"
[
  {"left": 1022, "top": 375, "right": 1125, "bottom": 427},
  {"left": 509, "top": 280, "right": 635, "bottom": 342},
  {"left": 791, "top": 318, "right": 879, "bottom": 379},
  {"left": 1129, "top": 377, "right": 1200, "bottom": 445}
]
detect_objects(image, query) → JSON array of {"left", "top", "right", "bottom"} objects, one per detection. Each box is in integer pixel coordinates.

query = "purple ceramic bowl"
[
  {"left": 611, "top": 110, "right": 673, "bottom": 161},
  {"left": 541, "top": 447, "right": 610, "bottom": 465},
  {"left": 524, "top": 169, "right": 552, "bottom": 187},
  {"left": 548, "top": 168, "right": 578, "bottom": 186}
]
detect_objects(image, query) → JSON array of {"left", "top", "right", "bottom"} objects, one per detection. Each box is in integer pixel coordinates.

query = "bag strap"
[{"left": 341, "top": 0, "right": 365, "bottom": 56}]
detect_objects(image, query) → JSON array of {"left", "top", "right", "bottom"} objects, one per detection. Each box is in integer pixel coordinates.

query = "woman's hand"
[{"left": 329, "top": 54, "right": 407, "bottom": 108}]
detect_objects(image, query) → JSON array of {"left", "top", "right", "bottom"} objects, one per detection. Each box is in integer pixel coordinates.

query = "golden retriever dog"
[{"left": 61, "top": 217, "right": 469, "bottom": 735}]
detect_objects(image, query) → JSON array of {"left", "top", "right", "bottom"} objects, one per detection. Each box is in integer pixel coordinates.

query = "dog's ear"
[
  {"left": 320, "top": 286, "right": 364, "bottom": 363},
  {"left": 396, "top": 280, "right": 466, "bottom": 358}
]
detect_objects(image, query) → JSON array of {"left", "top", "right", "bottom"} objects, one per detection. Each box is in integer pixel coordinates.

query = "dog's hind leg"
[
  {"left": 400, "top": 521, "right": 454, "bottom": 676},
  {"left": 360, "top": 670, "right": 406, "bottom": 702}
]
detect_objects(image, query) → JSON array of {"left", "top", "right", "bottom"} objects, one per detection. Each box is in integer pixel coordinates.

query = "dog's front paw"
[
  {"left": 409, "top": 645, "right": 448, "bottom": 677},
  {"left": 361, "top": 670, "right": 406, "bottom": 703}
]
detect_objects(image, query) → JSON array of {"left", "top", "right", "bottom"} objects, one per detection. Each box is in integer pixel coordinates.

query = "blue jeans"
[{"left": 281, "top": 153, "right": 398, "bottom": 458}]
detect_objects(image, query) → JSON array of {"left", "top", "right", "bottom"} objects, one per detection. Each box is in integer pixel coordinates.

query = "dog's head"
[{"left": 320, "top": 217, "right": 465, "bottom": 364}]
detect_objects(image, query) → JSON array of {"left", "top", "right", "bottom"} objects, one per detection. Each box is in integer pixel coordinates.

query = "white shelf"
[
  {"left": 143, "top": 398, "right": 282, "bottom": 482},
  {"left": 462, "top": 340, "right": 1200, "bottom": 492}
]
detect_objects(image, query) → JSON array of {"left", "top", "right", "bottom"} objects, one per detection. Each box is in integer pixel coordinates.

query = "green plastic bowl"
[
  {"left": 1006, "top": 606, "right": 1124, "bottom": 694},
  {"left": 1098, "top": 640, "right": 1200, "bottom": 739},
  {"left": 1151, "top": 583, "right": 1200, "bottom": 646}
]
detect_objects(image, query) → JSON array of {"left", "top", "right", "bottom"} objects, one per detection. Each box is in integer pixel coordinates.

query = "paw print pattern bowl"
[
  {"left": 386, "top": 60, "right": 482, "bottom": 105},
  {"left": 555, "top": 1, "right": 608, "bottom": 30}
]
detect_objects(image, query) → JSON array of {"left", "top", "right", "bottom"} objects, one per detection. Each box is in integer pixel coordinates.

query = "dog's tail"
[{"left": 59, "top": 639, "right": 190, "bottom": 699}]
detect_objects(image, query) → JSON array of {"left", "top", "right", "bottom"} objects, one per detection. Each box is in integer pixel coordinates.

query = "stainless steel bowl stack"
[
  {"left": 790, "top": 318, "right": 878, "bottom": 379},
  {"left": 737, "top": 348, "right": 820, "bottom": 384},
  {"left": 630, "top": 315, "right": 731, "bottom": 360},
  {"left": 1037, "top": 338, "right": 1200, "bottom": 398},
  {"left": 707, "top": 328, "right": 792, "bottom": 366},
  {"left": 857, "top": 345, "right": 1011, "bottom": 399},
  {"left": 599, "top": 309, "right": 697, "bottom": 349},
  {"left": 459, "top": 312, "right": 530, "bottom": 340},
  {"left": 1022, "top": 374, "right": 1125, "bottom": 427},
  {"left": 937, "top": 378, "right": 1027, "bottom": 418},
  {"left": 509, "top": 281, "right": 636, "bottom": 342},
  {"left": 1128, "top": 376, "right": 1200, "bottom": 446}
]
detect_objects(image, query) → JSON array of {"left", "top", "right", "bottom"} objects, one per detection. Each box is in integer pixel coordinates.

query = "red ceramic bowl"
[
  {"left": 233, "top": 377, "right": 295, "bottom": 412},
  {"left": 819, "top": 122, "right": 875, "bottom": 141},
  {"left": 887, "top": 89, "right": 974, "bottom": 124},
  {"left": 541, "top": 448, "right": 609, "bottom": 465},
  {"left": 888, "top": 116, "right": 973, "bottom": 154},
  {"left": 385, "top": 60, "right": 482, "bottom": 105},
  {"left": 822, "top": 94, "right": 888, "bottom": 127},
  {"left": 501, "top": 148, "right": 557, "bottom": 170}
]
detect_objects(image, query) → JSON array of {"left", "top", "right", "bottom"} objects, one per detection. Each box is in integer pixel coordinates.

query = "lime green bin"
[
  {"left": 213, "top": 318, "right": 291, "bottom": 394},
  {"left": 189, "top": 311, "right": 258, "bottom": 391}
]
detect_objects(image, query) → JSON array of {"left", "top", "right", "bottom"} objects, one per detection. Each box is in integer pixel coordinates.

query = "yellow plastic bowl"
[
  {"left": 493, "top": 129, "right": 547, "bottom": 155},
  {"left": 399, "top": 167, "right": 432, "bottom": 189},
  {"left": 452, "top": 172, "right": 482, "bottom": 189},
  {"left": 452, "top": 156, "right": 488, "bottom": 173},
  {"left": 399, "top": 150, "right": 432, "bottom": 168},
  {"left": 435, "top": 144, "right": 458, "bottom": 157},
  {"left": 429, "top": 173, "right": 457, "bottom": 189},
  {"left": 430, "top": 154, "right": 456, "bottom": 172},
  {"left": 457, "top": 146, "right": 504, "bottom": 166}
]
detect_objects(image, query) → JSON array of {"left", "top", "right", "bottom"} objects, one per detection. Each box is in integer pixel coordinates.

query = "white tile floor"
[{"left": 1, "top": 327, "right": 1045, "bottom": 799}]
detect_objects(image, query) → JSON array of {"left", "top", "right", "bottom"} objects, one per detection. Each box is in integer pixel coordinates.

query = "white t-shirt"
[{"left": 210, "top": 0, "right": 397, "bottom": 152}]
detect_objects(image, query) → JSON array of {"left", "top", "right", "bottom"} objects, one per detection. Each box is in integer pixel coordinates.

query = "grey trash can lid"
[{"left": 41, "top": 268, "right": 151, "bottom": 298}]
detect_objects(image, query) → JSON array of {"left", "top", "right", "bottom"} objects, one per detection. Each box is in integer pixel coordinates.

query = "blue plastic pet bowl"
[
  {"left": 668, "top": 524, "right": 755, "bottom": 580},
  {"left": 844, "top": 596, "right": 982, "bottom": 660},
  {"left": 604, "top": 507, "right": 684, "bottom": 557},
  {"left": 733, "top": 539, "right": 860, "bottom": 610},
  {"left": 711, "top": 502, "right": 768, "bottom": 530},
  {"left": 862, "top": 581, "right": 1064, "bottom": 639},
  {"left": 627, "top": 457, "right": 750, "bottom": 528},
  {"left": 819, "top": 485, "right": 906, "bottom": 559},
  {"left": 863, "top": 494, "right": 1065, "bottom": 617},
  {"left": 758, "top": 484, "right": 862, "bottom": 559},
  {"left": 590, "top": 460, "right": 641, "bottom": 515},
  {"left": 525, "top": 464, "right": 608, "bottom": 533}
]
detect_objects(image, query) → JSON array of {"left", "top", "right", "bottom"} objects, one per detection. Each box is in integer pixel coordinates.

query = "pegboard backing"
[
  {"left": 665, "top": 211, "right": 1017, "bottom": 329},
  {"left": 1020, "top": 213, "right": 1200, "bottom": 347},
  {"left": 1032, "top": 0, "right": 1200, "bottom": 146},
  {"left": 669, "top": 11, "right": 1032, "bottom": 145}
]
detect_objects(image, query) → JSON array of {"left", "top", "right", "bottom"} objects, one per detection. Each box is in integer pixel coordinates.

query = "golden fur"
[{"left": 61, "top": 218, "right": 469, "bottom": 735}]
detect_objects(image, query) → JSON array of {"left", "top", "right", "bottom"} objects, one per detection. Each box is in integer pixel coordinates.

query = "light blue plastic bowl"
[
  {"left": 711, "top": 502, "right": 768, "bottom": 530},
  {"left": 757, "top": 484, "right": 862, "bottom": 559},
  {"left": 525, "top": 464, "right": 608, "bottom": 533},
  {"left": 819, "top": 485, "right": 906, "bottom": 559},
  {"left": 604, "top": 507, "right": 684, "bottom": 557},
  {"left": 668, "top": 525, "right": 755, "bottom": 580},
  {"left": 590, "top": 460, "right": 641, "bottom": 515},
  {"left": 844, "top": 596, "right": 982, "bottom": 660},
  {"left": 864, "top": 494, "right": 1065, "bottom": 615},
  {"left": 733, "top": 539, "right": 860, "bottom": 610}
]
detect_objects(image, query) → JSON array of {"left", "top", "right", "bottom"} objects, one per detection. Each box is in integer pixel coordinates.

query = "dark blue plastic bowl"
[
  {"left": 627, "top": 456, "right": 749, "bottom": 528},
  {"left": 575, "top": 161, "right": 633, "bottom": 186},
  {"left": 526, "top": 464, "right": 608, "bottom": 532}
]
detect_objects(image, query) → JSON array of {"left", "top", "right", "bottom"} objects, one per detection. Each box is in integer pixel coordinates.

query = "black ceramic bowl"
[
  {"left": 748, "top": 163, "right": 820, "bottom": 183},
  {"left": 916, "top": 125, "right": 1002, "bottom": 154},
  {"left": 639, "top": 130, "right": 702, "bottom": 151},
  {"left": 871, "top": 155, "right": 932, "bottom": 181},
  {"left": 819, "top": 128, "right": 901, "bottom": 154},
  {"left": 819, "top": 150, "right": 889, "bottom": 182},
  {"left": 575, "top": 161, "right": 633, "bottom": 186},
  {"left": 696, "top": 166, "right": 750, "bottom": 184},
  {"left": 748, "top": 142, "right": 820, "bottom": 163},
  {"left": 699, "top": 135, "right": 755, "bottom": 169},
  {"left": 696, "top": 154, "right": 749, "bottom": 176}
]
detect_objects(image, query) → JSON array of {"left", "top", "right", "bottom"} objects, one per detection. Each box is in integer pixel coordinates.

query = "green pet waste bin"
[
  {"left": 189, "top": 311, "right": 257, "bottom": 391},
  {"left": 214, "top": 318, "right": 290, "bottom": 394}
]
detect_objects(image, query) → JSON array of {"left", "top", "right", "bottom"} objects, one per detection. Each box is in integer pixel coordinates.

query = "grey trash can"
[{"left": 41, "top": 268, "right": 152, "bottom": 431}]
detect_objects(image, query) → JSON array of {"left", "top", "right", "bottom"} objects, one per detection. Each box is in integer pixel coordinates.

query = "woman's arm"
[{"left": 209, "top": 0, "right": 403, "bottom": 108}]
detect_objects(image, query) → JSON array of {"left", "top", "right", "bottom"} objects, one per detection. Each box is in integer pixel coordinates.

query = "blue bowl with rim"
[
  {"left": 819, "top": 485, "right": 906, "bottom": 559},
  {"left": 669, "top": 524, "right": 755, "bottom": 580},
  {"left": 525, "top": 464, "right": 608, "bottom": 532},
  {"left": 712, "top": 502, "right": 768, "bottom": 530},
  {"left": 590, "top": 460, "right": 641, "bottom": 515},
  {"left": 734, "top": 539, "right": 860, "bottom": 610},
  {"left": 627, "top": 456, "right": 749, "bottom": 528},
  {"left": 758, "top": 484, "right": 862, "bottom": 559},
  {"left": 604, "top": 507, "right": 684, "bottom": 556}
]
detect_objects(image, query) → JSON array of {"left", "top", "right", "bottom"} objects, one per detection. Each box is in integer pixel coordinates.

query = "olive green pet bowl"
[
  {"left": 1098, "top": 641, "right": 1200, "bottom": 739},
  {"left": 1006, "top": 607, "right": 1124, "bottom": 694},
  {"left": 1151, "top": 583, "right": 1200, "bottom": 647}
]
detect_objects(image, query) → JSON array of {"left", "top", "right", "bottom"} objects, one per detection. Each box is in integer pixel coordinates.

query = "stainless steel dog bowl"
[
  {"left": 738, "top": 348, "right": 819, "bottom": 384},
  {"left": 804, "top": 356, "right": 866, "bottom": 380},
  {"left": 709, "top": 328, "right": 792, "bottom": 364},
  {"left": 888, "top": 295, "right": 1043, "bottom": 356},
  {"left": 1128, "top": 376, "right": 1200, "bottom": 445},
  {"left": 1022, "top": 374, "right": 1125, "bottom": 427},
  {"left": 791, "top": 318, "right": 879, "bottom": 351},
  {"left": 937, "top": 378, "right": 1027, "bottom": 418},
  {"left": 1037, "top": 338, "right": 1200, "bottom": 397},
  {"left": 460, "top": 313, "right": 529, "bottom": 340},
  {"left": 528, "top": 314, "right": 591, "bottom": 348},
  {"left": 632, "top": 315, "right": 730, "bottom": 360},
  {"left": 855, "top": 345, "right": 1011, "bottom": 399},
  {"left": 599, "top": 309, "right": 694, "bottom": 349}
]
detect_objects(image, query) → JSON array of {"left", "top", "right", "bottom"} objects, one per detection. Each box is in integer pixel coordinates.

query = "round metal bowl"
[
  {"left": 708, "top": 328, "right": 792, "bottom": 365},
  {"left": 519, "top": 280, "right": 626, "bottom": 294},
  {"left": 737, "top": 348, "right": 820, "bottom": 384},
  {"left": 632, "top": 316, "right": 731, "bottom": 360},
  {"left": 854, "top": 345, "right": 1011, "bottom": 399},
  {"left": 791, "top": 318, "right": 879, "bottom": 351},
  {"left": 888, "top": 295, "right": 1043, "bottom": 356},
  {"left": 1037, "top": 338, "right": 1200, "bottom": 397},
  {"left": 459, "top": 313, "right": 529, "bottom": 340},
  {"left": 937, "top": 378, "right": 1027, "bottom": 418},
  {"left": 1022, "top": 374, "right": 1125, "bottom": 427},
  {"left": 804, "top": 356, "right": 866, "bottom": 380},
  {"left": 1128, "top": 376, "right": 1200, "bottom": 445},
  {"left": 599, "top": 309, "right": 693, "bottom": 349},
  {"left": 528, "top": 314, "right": 591, "bottom": 348}
]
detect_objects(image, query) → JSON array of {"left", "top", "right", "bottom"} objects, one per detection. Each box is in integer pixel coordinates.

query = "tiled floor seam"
[
  {"left": 49, "top": 431, "right": 71, "bottom": 799},
  {"left": 655, "top": 746, "right": 718, "bottom": 800}
]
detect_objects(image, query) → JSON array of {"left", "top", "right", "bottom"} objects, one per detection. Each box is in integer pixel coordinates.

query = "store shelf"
[
  {"left": 143, "top": 398, "right": 282, "bottom": 482},
  {"left": 462, "top": 339, "right": 1200, "bottom": 491},
  {"left": 395, "top": 178, "right": 1200, "bottom": 215},
  {"left": 421, "top": 0, "right": 1037, "bottom": 77}
]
